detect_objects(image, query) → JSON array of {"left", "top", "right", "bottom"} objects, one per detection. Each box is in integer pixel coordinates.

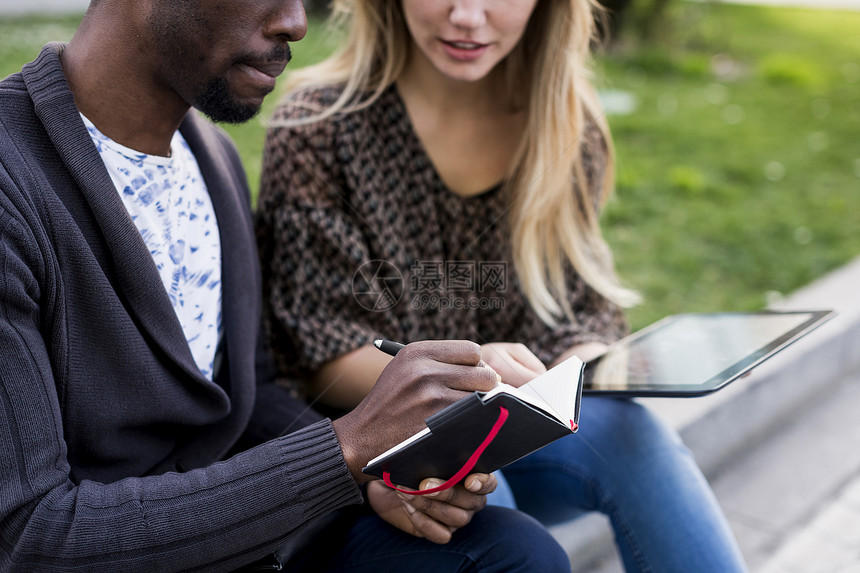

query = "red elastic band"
[{"left": 383, "top": 406, "right": 510, "bottom": 496}]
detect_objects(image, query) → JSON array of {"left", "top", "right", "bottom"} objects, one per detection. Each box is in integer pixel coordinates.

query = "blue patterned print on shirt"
[{"left": 82, "top": 114, "right": 223, "bottom": 380}]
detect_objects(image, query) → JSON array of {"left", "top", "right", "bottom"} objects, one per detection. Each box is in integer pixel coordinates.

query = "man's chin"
[
  {"left": 198, "top": 104, "right": 261, "bottom": 124},
  {"left": 194, "top": 78, "right": 262, "bottom": 124}
]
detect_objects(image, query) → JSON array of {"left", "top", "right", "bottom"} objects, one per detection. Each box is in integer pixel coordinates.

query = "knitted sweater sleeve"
[{"left": 0, "top": 191, "right": 361, "bottom": 571}]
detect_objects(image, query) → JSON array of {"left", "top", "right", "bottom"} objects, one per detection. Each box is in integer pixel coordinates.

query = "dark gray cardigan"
[{"left": 0, "top": 44, "right": 360, "bottom": 571}]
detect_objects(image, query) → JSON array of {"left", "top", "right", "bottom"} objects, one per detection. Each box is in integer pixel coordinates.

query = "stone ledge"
[{"left": 549, "top": 254, "right": 860, "bottom": 569}]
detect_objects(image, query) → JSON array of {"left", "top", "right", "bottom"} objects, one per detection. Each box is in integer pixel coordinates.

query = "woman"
[{"left": 256, "top": 1, "right": 748, "bottom": 571}]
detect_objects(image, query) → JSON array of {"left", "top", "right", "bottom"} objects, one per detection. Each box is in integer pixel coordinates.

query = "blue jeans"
[
  {"left": 280, "top": 505, "right": 570, "bottom": 572},
  {"left": 488, "top": 397, "right": 748, "bottom": 573}
]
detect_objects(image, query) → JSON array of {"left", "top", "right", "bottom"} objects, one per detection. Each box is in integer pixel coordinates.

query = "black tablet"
[{"left": 582, "top": 310, "right": 834, "bottom": 397}]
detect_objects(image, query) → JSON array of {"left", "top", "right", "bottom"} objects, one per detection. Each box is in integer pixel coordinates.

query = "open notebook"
[{"left": 362, "top": 355, "right": 584, "bottom": 492}]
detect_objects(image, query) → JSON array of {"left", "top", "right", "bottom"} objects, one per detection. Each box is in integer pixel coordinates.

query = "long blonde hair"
[{"left": 280, "top": 0, "right": 639, "bottom": 325}]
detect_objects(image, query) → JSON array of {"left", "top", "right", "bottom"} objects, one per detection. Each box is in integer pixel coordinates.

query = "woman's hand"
[
  {"left": 481, "top": 343, "right": 547, "bottom": 387},
  {"left": 367, "top": 473, "right": 497, "bottom": 544},
  {"left": 551, "top": 341, "right": 609, "bottom": 367}
]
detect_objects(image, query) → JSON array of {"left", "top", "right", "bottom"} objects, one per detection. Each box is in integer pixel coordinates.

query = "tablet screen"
[{"left": 582, "top": 310, "right": 833, "bottom": 396}]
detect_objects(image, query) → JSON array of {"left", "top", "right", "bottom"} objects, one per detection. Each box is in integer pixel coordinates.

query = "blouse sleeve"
[
  {"left": 256, "top": 102, "right": 400, "bottom": 380},
  {"left": 505, "top": 122, "right": 629, "bottom": 365}
]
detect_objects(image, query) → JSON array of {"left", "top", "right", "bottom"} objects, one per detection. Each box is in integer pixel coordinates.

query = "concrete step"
[
  {"left": 549, "top": 255, "right": 860, "bottom": 571},
  {"left": 756, "top": 472, "right": 860, "bottom": 573},
  {"left": 713, "top": 369, "right": 860, "bottom": 571}
]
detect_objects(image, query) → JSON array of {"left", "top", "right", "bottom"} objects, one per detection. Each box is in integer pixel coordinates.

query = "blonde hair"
[{"left": 280, "top": 0, "right": 639, "bottom": 326}]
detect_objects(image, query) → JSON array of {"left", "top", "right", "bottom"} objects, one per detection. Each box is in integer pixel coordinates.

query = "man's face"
[{"left": 148, "top": 0, "right": 307, "bottom": 123}]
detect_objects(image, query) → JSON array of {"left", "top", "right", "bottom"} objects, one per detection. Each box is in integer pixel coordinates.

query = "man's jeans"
[
  {"left": 280, "top": 397, "right": 747, "bottom": 573},
  {"left": 280, "top": 504, "right": 570, "bottom": 572}
]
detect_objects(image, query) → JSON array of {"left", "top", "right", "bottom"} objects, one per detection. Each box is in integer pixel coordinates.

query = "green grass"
[
  {"left": 0, "top": 14, "right": 80, "bottom": 78},
  {"left": 599, "top": 3, "right": 860, "bottom": 327},
  {"left": 3, "top": 5, "right": 858, "bottom": 330}
]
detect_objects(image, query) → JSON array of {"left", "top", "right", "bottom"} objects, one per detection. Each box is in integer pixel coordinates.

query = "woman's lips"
[{"left": 440, "top": 39, "right": 490, "bottom": 62}]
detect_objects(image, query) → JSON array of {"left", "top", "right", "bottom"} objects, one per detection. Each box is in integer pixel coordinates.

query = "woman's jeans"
[{"left": 488, "top": 396, "right": 748, "bottom": 572}]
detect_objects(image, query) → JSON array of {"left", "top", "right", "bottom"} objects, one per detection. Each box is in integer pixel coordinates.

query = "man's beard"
[{"left": 194, "top": 76, "right": 260, "bottom": 124}]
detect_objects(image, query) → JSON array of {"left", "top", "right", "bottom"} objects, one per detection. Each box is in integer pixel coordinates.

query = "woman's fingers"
[{"left": 482, "top": 343, "right": 547, "bottom": 386}]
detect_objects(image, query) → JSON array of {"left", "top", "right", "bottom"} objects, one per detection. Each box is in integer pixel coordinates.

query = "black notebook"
[{"left": 362, "top": 355, "right": 584, "bottom": 491}]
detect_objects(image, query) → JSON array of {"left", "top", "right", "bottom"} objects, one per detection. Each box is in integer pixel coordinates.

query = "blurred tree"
[
  {"left": 633, "top": 0, "right": 675, "bottom": 42},
  {"left": 598, "top": 0, "right": 634, "bottom": 42},
  {"left": 600, "top": 0, "right": 680, "bottom": 46},
  {"left": 303, "top": 0, "right": 330, "bottom": 16}
]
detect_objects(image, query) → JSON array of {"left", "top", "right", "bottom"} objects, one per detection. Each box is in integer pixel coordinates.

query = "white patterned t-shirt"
[{"left": 81, "top": 114, "right": 223, "bottom": 381}]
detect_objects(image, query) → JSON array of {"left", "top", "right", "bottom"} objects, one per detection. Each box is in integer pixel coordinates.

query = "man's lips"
[
  {"left": 236, "top": 60, "right": 288, "bottom": 92},
  {"left": 240, "top": 60, "right": 288, "bottom": 80}
]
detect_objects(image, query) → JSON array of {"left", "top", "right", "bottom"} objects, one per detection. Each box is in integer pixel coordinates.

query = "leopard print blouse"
[{"left": 256, "top": 84, "right": 627, "bottom": 388}]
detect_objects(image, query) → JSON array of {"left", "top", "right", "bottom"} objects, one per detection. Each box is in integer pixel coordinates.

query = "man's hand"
[
  {"left": 367, "top": 473, "right": 497, "bottom": 544},
  {"left": 332, "top": 340, "right": 499, "bottom": 481},
  {"left": 481, "top": 342, "right": 547, "bottom": 387}
]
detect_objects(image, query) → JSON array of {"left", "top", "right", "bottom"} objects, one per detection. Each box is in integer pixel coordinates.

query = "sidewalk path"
[
  {"left": 0, "top": 0, "right": 87, "bottom": 15},
  {"left": 713, "top": 368, "right": 860, "bottom": 572},
  {"left": 692, "top": 0, "right": 860, "bottom": 10},
  {"left": 3, "top": 0, "right": 859, "bottom": 16},
  {"left": 759, "top": 470, "right": 860, "bottom": 573}
]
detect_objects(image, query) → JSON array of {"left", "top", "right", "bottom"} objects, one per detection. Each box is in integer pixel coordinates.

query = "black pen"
[
  {"left": 373, "top": 339, "right": 496, "bottom": 381},
  {"left": 374, "top": 339, "right": 406, "bottom": 356}
]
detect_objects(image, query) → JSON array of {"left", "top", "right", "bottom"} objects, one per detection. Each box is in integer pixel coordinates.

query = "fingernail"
[
  {"left": 466, "top": 478, "right": 482, "bottom": 492},
  {"left": 422, "top": 479, "right": 441, "bottom": 490},
  {"left": 482, "top": 364, "right": 502, "bottom": 384},
  {"left": 421, "top": 480, "right": 442, "bottom": 497},
  {"left": 402, "top": 501, "right": 416, "bottom": 515}
]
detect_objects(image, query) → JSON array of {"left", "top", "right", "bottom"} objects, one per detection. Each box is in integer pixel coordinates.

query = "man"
[{"left": 0, "top": 0, "right": 569, "bottom": 571}]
